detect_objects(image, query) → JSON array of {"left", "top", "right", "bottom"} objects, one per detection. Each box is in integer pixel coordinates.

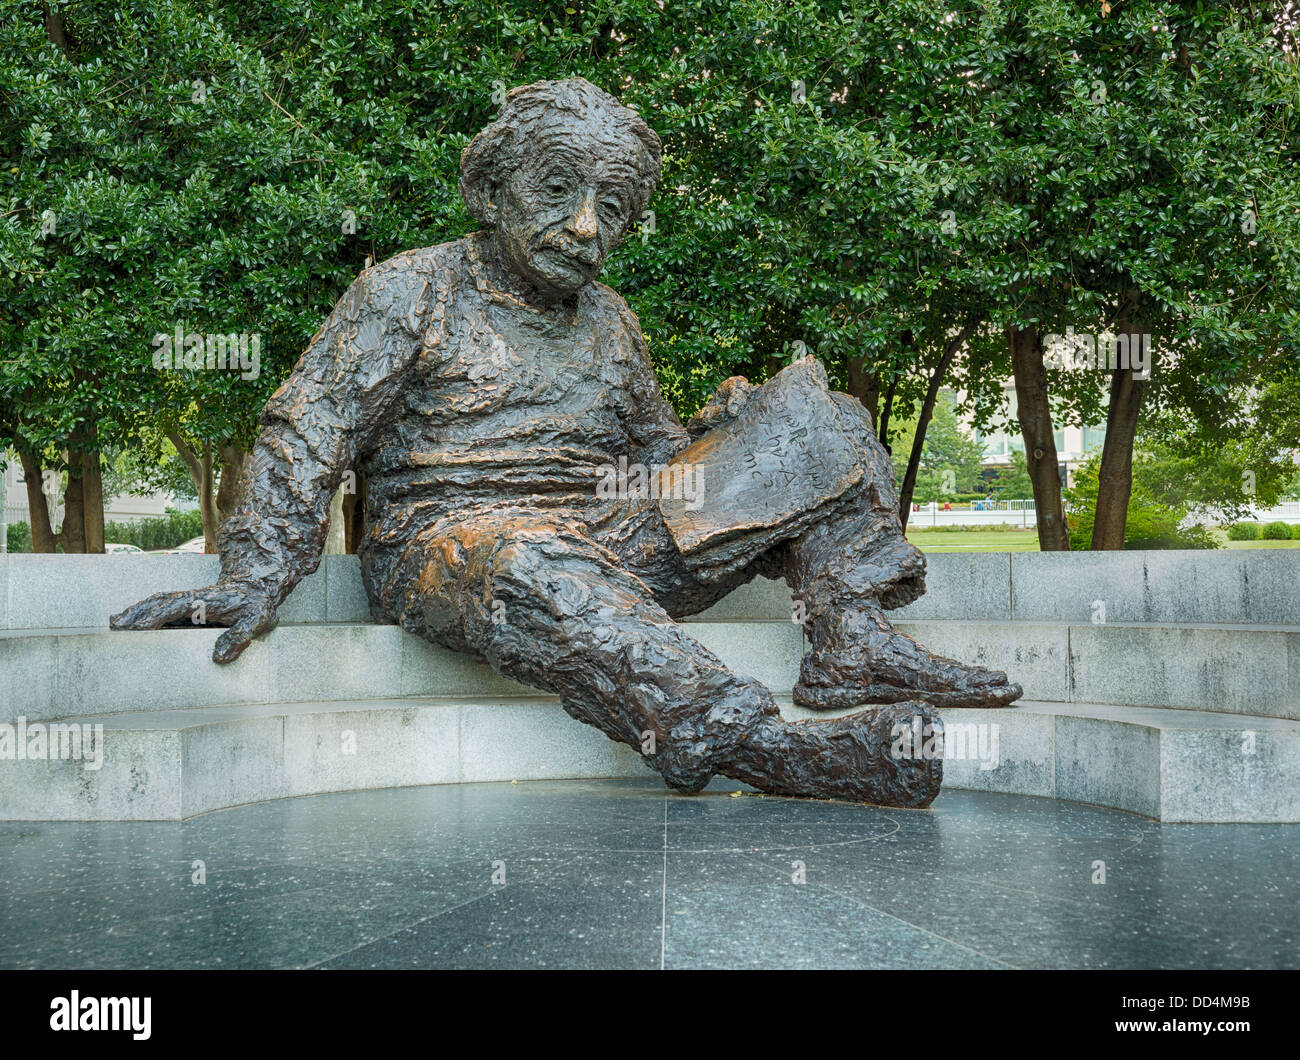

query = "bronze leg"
[{"left": 381, "top": 509, "right": 943, "bottom": 805}]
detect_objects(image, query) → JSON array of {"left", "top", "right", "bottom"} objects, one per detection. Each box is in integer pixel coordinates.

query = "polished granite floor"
[{"left": 0, "top": 780, "right": 1296, "bottom": 969}]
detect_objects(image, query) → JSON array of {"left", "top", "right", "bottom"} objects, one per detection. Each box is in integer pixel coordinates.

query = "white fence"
[
  {"left": 909, "top": 500, "right": 1038, "bottom": 528},
  {"left": 1252, "top": 500, "right": 1300, "bottom": 522},
  {"left": 3, "top": 503, "right": 46, "bottom": 527},
  {"left": 909, "top": 496, "right": 1300, "bottom": 529}
]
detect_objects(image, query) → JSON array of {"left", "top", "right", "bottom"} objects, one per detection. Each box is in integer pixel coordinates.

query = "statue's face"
[{"left": 490, "top": 121, "right": 642, "bottom": 301}]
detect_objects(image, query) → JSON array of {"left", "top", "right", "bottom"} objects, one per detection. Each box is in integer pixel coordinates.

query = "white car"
[
  {"left": 104, "top": 543, "right": 143, "bottom": 554},
  {"left": 150, "top": 537, "right": 207, "bottom": 555}
]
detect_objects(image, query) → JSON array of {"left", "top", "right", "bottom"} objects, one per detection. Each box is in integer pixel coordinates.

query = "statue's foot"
[
  {"left": 723, "top": 701, "right": 943, "bottom": 807},
  {"left": 794, "top": 608, "right": 1022, "bottom": 710}
]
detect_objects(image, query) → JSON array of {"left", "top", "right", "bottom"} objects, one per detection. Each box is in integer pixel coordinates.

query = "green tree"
[
  {"left": 1065, "top": 450, "right": 1219, "bottom": 551},
  {"left": 989, "top": 449, "right": 1034, "bottom": 501},
  {"left": 1141, "top": 361, "right": 1300, "bottom": 521},
  {"left": 966, "top": 2, "right": 1300, "bottom": 549},
  {"left": 891, "top": 390, "right": 985, "bottom": 504},
  {"left": 4, "top": 0, "right": 1296, "bottom": 561}
]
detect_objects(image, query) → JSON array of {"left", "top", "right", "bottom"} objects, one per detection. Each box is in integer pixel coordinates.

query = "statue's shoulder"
[
  {"left": 367, "top": 238, "right": 472, "bottom": 287},
  {"left": 583, "top": 279, "right": 641, "bottom": 334}
]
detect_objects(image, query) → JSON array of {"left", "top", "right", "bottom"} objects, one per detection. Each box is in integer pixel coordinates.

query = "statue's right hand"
[{"left": 109, "top": 581, "right": 278, "bottom": 664}]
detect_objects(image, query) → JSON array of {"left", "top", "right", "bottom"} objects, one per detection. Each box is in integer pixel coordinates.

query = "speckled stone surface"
[
  {"left": 895, "top": 619, "right": 1071, "bottom": 702},
  {"left": 5, "top": 697, "right": 1299, "bottom": 822},
  {"left": 10, "top": 619, "right": 1294, "bottom": 722},
  {"left": 1068, "top": 623, "right": 1300, "bottom": 720},
  {"left": 4, "top": 553, "right": 1298, "bottom": 828},
  {"left": 891, "top": 552, "right": 1013, "bottom": 621},
  {"left": 0, "top": 780, "right": 1294, "bottom": 969},
  {"left": 0, "top": 620, "right": 802, "bottom": 722},
  {"left": 10, "top": 551, "right": 1299, "bottom": 629},
  {"left": 1010, "top": 549, "right": 1300, "bottom": 625}
]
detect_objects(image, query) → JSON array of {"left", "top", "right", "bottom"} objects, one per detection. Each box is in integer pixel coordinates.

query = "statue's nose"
[{"left": 569, "top": 191, "right": 599, "bottom": 242}]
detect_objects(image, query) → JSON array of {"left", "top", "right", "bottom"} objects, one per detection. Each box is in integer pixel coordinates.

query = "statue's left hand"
[
  {"left": 109, "top": 580, "right": 278, "bottom": 664},
  {"left": 685, "top": 376, "right": 754, "bottom": 438}
]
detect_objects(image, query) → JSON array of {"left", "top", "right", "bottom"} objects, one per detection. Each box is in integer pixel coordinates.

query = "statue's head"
[{"left": 460, "top": 77, "right": 662, "bottom": 301}]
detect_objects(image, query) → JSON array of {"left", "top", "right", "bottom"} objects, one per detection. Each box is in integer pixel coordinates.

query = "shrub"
[
  {"left": 1293, "top": 523, "right": 1300, "bottom": 540},
  {"left": 103, "top": 509, "right": 205, "bottom": 551},
  {"left": 1152, "top": 524, "right": 1220, "bottom": 551},
  {"left": 1261, "top": 521, "right": 1293, "bottom": 540},
  {"left": 1226, "top": 522, "right": 1261, "bottom": 541},
  {"left": 989, "top": 450, "right": 1034, "bottom": 500},
  {"left": 4, "top": 520, "right": 32, "bottom": 553},
  {"left": 2, "top": 510, "right": 202, "bottom": 553},
  {"left": 1064, "top": 453, "right": 1220, "bottom": 550}
]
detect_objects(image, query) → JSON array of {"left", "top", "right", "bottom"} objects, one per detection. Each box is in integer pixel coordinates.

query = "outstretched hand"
[
  {"left": 109, "top": 581, "right": 278, "bottom": 664},
  {"left": 685, "top": 376, "right": 755, "bottom": 438}
]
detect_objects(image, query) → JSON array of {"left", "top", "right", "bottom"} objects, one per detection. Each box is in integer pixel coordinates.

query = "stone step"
[
  {"left": 786, "top": 700, "right": 1300, "bottom": 824},
  {"left": 2, "top": 697, "right": 1295, "bottom": 823},
  {"left": 4, "top": 549, "right": 1299, "bottom": 629},
  {"left": 0, "top": 553, "right": 795, "bottom": 629},
  {"left": 899, "top": 619, "right": 1300, "bottom": 721},
  {"left": 0, "top": 621, "right": 805, "bottom": 722},
  {"left": 3, "top": 618, "right": 1295, "bottom": 721}
]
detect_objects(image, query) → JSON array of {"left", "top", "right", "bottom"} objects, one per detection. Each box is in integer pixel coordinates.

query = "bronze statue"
[{"left": 112, "top": 78, "right": 1021, "bottom": 808}]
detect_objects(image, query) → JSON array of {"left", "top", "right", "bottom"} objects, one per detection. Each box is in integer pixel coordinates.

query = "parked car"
[
  {"left": 150, "top": 537, "right": 207, "bottom": 555},
  {"left": 104, "top": 542, "right": 144, "bottom": 554}
]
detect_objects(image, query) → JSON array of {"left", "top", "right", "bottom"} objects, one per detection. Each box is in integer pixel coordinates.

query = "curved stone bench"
[
  {"left": 2, "top": 692, "right": 1294, "bottom": 823},
  {"left": 5, "top": 549, "right": 1299, "bottom": 628},
  {"left": 2, "top": 619, "right": 1294, "bottom": 720},
  {"left": 1, "top": 552, "right": 1296, "bottom": 822},
  {"left": 0, "top": 621, "right": 801, "bottom": 721}
]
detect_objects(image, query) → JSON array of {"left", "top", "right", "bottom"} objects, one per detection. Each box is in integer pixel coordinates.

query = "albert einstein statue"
[{"left": 113, "top": 78, "right": 1021, "bottom": 807}]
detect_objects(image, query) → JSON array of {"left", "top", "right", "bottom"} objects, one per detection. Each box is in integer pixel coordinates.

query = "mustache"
[{"left": 538, "top": 230, "right": 601, "bottom": 266}]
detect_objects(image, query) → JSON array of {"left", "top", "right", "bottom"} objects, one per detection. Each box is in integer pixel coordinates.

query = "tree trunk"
[
  {"left": 43, "top": 3, "right": 71, "bottom": 57},
  {"left": 875, "top": 332, "right": 913, "bottom": 449},
  {"left": 167, "top": 431, "right": 221, "bottom": 552},
  {"left": 61, "top": 452, "right": 85, "bottom": 554},
  {"left": 215, "top": 445, "right": 249, "bottom": 525},
  {"left": 898, "top": 315, "right": 983, "bottom": 531},
  {"left": 877, "top": 371, "right": 899, "bottom": 449},
  {"left": 18, "top": 450, "right": 59, "bottom": 552},
  {"left": 1092, "top": 293, "right": 1147, "bottom": 550},
  {"left": 199, "top": 444, "right": 218, "bottom": 553},
  {"left": 1009, "top": 324, "right": 1070, "bottom": 551},
  {"left": 846, "top": 358, "right": 879, "bottom": 429},
  {"left": 70, "top": 421, "right": 104, "bottom": 553},
  {"left": 76, "top": 449, "right": 104, "bottom": 552}
]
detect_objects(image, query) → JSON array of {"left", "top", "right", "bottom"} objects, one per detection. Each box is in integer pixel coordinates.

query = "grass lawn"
[
  {"left": 905, "top": 529, "right": 1041, "bottom": 552},
  {"left": 905, "top": 528, "right": 1300, "bottom": 552}
]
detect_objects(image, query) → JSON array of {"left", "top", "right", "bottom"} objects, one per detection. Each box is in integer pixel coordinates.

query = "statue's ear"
[{"left": 460, "top": 170, "right": 501, "bottom": 226}]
